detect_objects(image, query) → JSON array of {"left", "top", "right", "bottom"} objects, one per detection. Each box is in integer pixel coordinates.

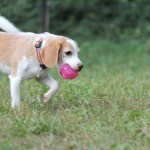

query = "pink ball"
[{"left": 59, "top": 64, "right": 78, "bottom": 80}]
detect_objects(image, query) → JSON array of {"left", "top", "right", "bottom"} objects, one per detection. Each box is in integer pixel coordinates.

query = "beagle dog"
[{"left": 0, "top": 16, "right": 83, "bottom": 108}]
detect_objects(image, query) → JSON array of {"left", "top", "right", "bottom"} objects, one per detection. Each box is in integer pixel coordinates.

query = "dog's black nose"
[{"left": 78, "top": 64, "right": 83, "bottom": 71}]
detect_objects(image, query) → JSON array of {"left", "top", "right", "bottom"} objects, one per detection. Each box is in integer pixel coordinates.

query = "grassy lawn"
[{"left": 0, "top": 37, "right": 150, "bottom": 150}]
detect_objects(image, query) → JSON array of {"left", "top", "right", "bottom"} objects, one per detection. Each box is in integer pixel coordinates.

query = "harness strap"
[{"left": 35, "top": 38, "right": 46, "bottom": 70}]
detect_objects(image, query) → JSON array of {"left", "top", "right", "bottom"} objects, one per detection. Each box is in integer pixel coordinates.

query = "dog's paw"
[
  {"left": 43, "top": 92, "right": 52, "bottom": 103},
  {"left": 11, "top": 100, "right": 20, "bottom": 108},
  {"left": 43, "top": 88, "right": 58, "bottom": 103}
]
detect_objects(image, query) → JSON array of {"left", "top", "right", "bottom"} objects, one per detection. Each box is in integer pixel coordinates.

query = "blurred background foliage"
[{"left": 0, "top": 0, "right": 150, "bottom": 39}]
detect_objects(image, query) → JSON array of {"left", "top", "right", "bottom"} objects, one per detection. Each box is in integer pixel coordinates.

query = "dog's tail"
[{"left": 0, "top": 16, "right": 20, "bottom": 33}]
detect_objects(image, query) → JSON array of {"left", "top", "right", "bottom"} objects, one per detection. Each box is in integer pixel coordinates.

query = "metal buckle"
[{"left": 35, "top": 40, "right": 42, "bottom": 48}]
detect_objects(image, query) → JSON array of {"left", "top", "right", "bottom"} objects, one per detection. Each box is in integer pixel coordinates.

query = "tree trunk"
[{"left": 41, "top": 0, "right": 50, "bottom": 32}]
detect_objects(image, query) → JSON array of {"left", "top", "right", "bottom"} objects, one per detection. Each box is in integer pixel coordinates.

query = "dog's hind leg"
[{"left": 36, "top": 73, "right": 58, "bottom": 102}]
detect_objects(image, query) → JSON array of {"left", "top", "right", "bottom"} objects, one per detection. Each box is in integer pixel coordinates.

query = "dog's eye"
[{"left": 65, "top": 51, "right": 72, "bottom": 56}]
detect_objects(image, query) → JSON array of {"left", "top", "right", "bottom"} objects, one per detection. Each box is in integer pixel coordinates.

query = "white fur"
[
  {"left": 0, "top": 16, "right": 20, "bottom": 33},
  {"left": 9, "top": 75, "right": 21, "bottom": 108},
  {"left": 36, "top": 74, "right": 58, "bottom": 102},
  {"left": 0, "top": 63, "right": 11, "bottom": 74},
  {"left": 9, "top": 56, "right": 48, "bottom": 108},
  {"left": 17, "top": 56, "right": 46, "bottom": 79},
  {"left": 0, "top": 16, "right": 83, "bottom": 108},
  {"left": 59, "top": 39, "right": 82, "bottom": 70}
]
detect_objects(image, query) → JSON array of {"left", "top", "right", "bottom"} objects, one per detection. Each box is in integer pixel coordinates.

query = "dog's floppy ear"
[{"left": 41, "top": 42, "right": 60, "bottom": 68}]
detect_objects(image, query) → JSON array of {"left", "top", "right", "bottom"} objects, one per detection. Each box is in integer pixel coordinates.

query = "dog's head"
[{"left": 41, "top": 33, "right": 83, "bottom": 76}]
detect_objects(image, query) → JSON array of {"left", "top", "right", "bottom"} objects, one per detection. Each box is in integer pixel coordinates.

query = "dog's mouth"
[{"left": 59, "top": 63, "right": 78, "bottom": 80}]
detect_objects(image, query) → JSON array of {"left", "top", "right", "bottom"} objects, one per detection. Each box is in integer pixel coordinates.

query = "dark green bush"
[{"left": 0, "top": 0, "right": 150, "bottom": 39}]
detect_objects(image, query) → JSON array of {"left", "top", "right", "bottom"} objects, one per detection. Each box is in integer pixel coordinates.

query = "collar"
[{"left": 35, "top": 38, "right": 46, "bottom": 70}]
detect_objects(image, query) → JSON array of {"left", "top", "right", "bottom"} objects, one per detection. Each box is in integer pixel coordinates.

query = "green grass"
[{"left": 0, "top": 37, "right": 150, "bottom": 150}]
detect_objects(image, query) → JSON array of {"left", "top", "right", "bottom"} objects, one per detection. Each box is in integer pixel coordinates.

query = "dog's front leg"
[
  {"left": 9, "top": 75, "right": 22, "bottom": 108},
  {"left": 36, "top": 74, "right": 58, "bottom": 102}
]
